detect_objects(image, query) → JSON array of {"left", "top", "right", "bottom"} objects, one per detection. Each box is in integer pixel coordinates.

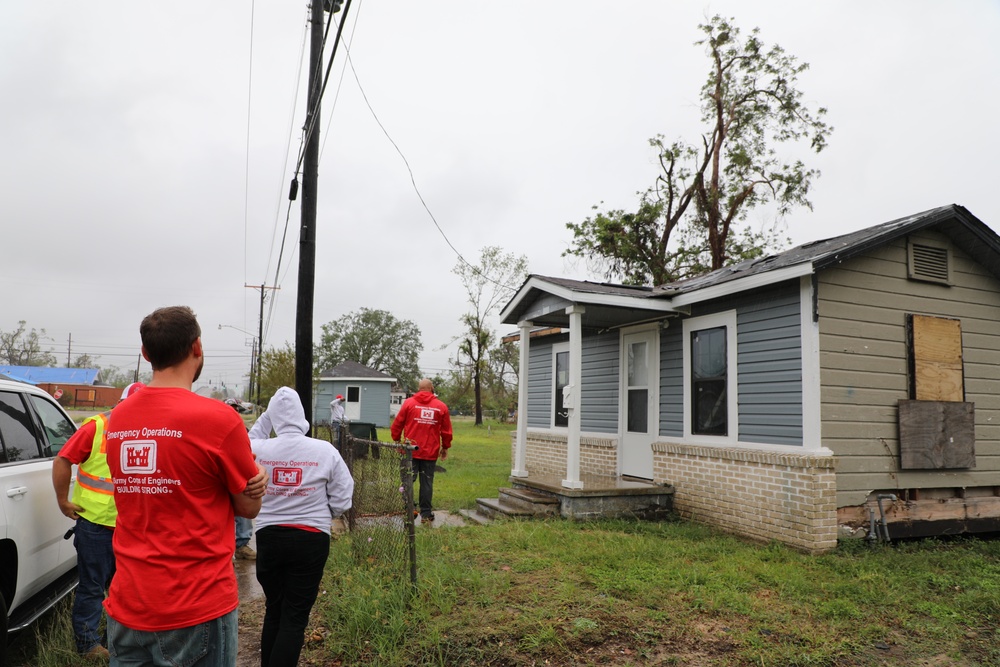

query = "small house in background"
[
  {"left": 0, "top": 365, "right": 121, "bottom": 408},
  {"left": 499, "top": 204, "right": 1000, "bottom": 553},
  {"left": 316, "top": 360, "right": 397, "bottom": 427},
  {"left": 389, "top": 385, "right": 407, "bottom": 417}
]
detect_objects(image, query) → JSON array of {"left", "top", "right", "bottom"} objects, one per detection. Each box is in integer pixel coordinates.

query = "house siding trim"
[
  {"left": 652, "top": 441, "right": 838, "bottom": 553},
  {"left": 800, "top": 275, "right": 823, "bottom": 449}
]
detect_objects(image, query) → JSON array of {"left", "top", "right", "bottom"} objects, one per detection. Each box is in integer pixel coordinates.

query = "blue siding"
[
  {"left": 316, "top": 380, "right": 393, "bottom": 427},
  {"left": 527, "top": 342, "right": 554, "bottom": 428},
  {"left": 661, "top": 282, "right": 804, "bottom": 445},
  {"left": 736, "top": 286, "right": 803, "bottom": 445},
  {"left": 580, "top": 331, "right": 619, "bottom": 433},
  {"left": 659, "top": 325, "right": 683, "bottom": 437}
]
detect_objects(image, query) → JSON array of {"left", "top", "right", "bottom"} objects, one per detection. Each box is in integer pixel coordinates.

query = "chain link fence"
[{"left": 319, "top": 422, "right": 418, "bottom": 590}]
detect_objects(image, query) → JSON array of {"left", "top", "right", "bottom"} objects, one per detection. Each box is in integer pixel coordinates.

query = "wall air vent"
[{"left": 908, "top": 239, "right": 951, "bottom": 285}]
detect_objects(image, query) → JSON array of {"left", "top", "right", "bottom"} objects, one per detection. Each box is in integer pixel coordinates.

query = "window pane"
[
  {"left": 693, "top": 379, "right": 727, "bottom": 435},
  {"left": 628, "top": 341, "right": 648, "bottom": 387},
  {"left": 627, "top": 388, "right": 648, "bottom": 433},
  {"left": 554, "top": 351, "right": 569, "bottom": 427},
  {"left": 28, "top": 395, "right": 76, "bottom": 456},
  {"left": 347, "top": 386, "right": 360, "bottom": 402},
  {"left": 0, "top": 391, "right": 43, "bottom": 462},
  {"left": 692, "top": 327, "right": 726, "bottom": 379}
]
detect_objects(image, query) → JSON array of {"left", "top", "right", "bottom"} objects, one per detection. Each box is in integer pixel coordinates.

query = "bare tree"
[
  {"left": 453, "top": 247, "right": 528, "bottom": 425},
  {"left": 565, "top": 15, "right": 831, "bottom": 285},
  {"left": 0, "top": 321, "right": 57, "bottom": 366}
]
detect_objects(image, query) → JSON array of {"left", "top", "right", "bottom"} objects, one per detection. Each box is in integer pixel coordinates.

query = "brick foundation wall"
[
  {"left": 652, "top": 442, "right": 838, "bottom": 554},
  {"left": 510, "top": 431, "right": 619, "bottom": 478}
]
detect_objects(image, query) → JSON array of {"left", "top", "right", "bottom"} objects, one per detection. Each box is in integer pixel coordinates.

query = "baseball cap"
[
  {"left": 121, "top": 382, "right": 146, "bottom": 401},
  {"left": 336, "top": 394, "right": 343, "bottom": 400}
]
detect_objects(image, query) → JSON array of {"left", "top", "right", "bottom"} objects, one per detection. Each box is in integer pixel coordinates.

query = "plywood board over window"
[
  {"left": 898, "top": 400, "right": 975, "bottom": 469},
  {"left": 908, "top": 314, "right": 964, "bottom": 402}
]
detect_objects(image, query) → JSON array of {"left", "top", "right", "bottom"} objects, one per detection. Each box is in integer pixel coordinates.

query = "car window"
[
  {"left": 0, "top": 390, "right": 44, "bottom": 462},
  {"left": 27, "top": 394, "right": 76, "bottom": 456}
]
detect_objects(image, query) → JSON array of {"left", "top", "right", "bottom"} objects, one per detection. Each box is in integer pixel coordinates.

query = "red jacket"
[{"left": 391, "top": 391, "right": 453, "bottom": 461}]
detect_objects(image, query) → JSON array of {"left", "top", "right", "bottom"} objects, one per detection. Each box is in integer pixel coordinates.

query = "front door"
[
  {"left": 345, "top": 385, "right": 361, "bottom": 421},
  {"left": 621, "top": 330, "right": 657, "bottom": 478}
]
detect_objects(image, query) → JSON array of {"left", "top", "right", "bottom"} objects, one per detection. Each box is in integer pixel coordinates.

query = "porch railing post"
[
  {"left": 512, "top": 320, "right": 532, "bottom": 477},
  {"left": 563, "top": 306, "right": 585, "bottom": 489}
]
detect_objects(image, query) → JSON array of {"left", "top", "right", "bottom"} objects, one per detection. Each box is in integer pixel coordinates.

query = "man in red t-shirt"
[
  {"left": 391, "top": 378, "right": 452, "bottom": 523},
  {"left": 103, "top": 306, "right": 267, "bottom": 666}
]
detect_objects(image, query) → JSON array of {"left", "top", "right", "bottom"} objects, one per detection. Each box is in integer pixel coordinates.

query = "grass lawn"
[
  {"left": 19, "top": 417, "right": 1000, "bottom": 666},
  {"left": 307, "top": 417, "right": 1000, "bottom": 666}
]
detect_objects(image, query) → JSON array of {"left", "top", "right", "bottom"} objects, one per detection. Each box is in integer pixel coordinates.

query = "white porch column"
[
  {"left": 511, "top": 320, "right": 532, "bottom": 477},
  {"left": 562, "top": 305, "right": 585, "bottom": 489}
]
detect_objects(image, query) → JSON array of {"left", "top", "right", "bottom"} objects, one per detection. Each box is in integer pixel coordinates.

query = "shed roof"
[{"left": 318, "top": 360, "right": 396, "bottom": 382}]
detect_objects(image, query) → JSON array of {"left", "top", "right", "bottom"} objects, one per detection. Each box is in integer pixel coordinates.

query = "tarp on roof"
[{"left": 0, "top": 366, "right": 100, "bottom": 385}]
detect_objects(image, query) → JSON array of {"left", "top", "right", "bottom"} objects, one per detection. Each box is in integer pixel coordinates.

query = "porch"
[{"left": 465, "top": 472, "right": 675, "bottom": 523}]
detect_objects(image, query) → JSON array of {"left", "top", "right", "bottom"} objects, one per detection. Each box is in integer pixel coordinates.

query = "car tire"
[{"left": 0, "top": 590, "right": 8, "bottom": 667}]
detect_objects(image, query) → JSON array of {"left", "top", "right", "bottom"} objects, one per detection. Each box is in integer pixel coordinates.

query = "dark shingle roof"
[
  {"left": 319, "top": 360, "right": 394, "bottom": 380},
  {"left": 657, "top": 204, "right": 1000, "bottom": 296}
]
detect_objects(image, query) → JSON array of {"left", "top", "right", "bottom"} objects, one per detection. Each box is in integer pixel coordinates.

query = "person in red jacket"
[{"left": 391, "top": 378, "right": 452, "bottom": 522}]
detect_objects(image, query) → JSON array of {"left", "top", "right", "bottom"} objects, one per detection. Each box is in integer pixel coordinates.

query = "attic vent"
[{"left": 908, "top": 239, "right": 951, "bottom": 285}]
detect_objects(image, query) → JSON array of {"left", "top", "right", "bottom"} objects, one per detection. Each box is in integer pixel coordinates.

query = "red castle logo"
[
  {"left": 121, "top": 440, "right": 157, "bottom": 474},
  {"left": 273, "top": 468, "right": 302, "bottom": 486}
]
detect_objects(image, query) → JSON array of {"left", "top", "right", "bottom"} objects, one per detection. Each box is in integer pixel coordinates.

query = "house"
[
  {"left": 316, "top": 361, "right": 397, "bottom": 427},
  {"left": 0, "top": 365, "right": 123, "bottom": 408},
  {"left": 499, "top": 204, "right": 1000, "bottom": 553}
]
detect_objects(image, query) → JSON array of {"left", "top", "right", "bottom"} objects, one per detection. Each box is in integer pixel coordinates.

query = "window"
[
  {"left": 0, "top": 391, "right": 44, "bottom": 462},
  {"left": 691, "top": 327, "right": 727, "bottom": 435},
  {"left": 552, "top": 343, "right": 569, "bottom": 428},
  {"left": 28, "top": 394, "right": 76, "bottom": 456},
  {"left": 683, "top": 311, "right": 738, "bottom": 443}
]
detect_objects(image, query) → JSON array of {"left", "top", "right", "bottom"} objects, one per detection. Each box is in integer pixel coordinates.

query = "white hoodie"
[{"left": 249, "top": 387, "right": 354, "bottom": 534}]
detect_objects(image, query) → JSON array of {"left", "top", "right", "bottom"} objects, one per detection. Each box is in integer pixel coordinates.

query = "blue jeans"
[
  {"left": 72, "top": 517, "right": 115, "bottom": 654},
  {"left": 255, "top": 527, "right": 330, "bottom": 667},
  {"left": 412, "top": 458, "right": 437, "bottom": 518},
  {"left": 108, "top": 609, "right": 238, "bottom": 667},
  {"left": 235, "top": 516, "right": 253, "bottom": 548}
]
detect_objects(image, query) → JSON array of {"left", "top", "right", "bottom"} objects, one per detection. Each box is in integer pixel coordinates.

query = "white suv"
[{"left": 0, "top": 379, "right": 78, "bottom": 664}]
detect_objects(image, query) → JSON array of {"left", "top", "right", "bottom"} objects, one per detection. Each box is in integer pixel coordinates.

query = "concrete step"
[
  {"left": 458, "top": 508, "right": 492, "bottom": 525},
  {"left": 475, "top": 496, "right": 540, "bottom": 520},
  {"left": 497, "top": 487, "right": 559, "bottom": 515}
]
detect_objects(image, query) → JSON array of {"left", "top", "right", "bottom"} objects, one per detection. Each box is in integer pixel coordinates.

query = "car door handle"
[{"left": 6, "top": 486, "right": 28, "bottom": 498}]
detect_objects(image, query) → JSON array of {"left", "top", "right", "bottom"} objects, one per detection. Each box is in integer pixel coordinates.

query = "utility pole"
[
  {"left": 246, "top": 283, "right": 278, "bottom": 409},
  {"left": 296, "top": 0, "right": 324, "bottom": 429},
  {"left": 66, "top": 333, "right": 72, "bottom": 367}
]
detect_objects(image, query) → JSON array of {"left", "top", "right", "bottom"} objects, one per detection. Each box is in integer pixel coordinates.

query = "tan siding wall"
[
  {"left": 651, "top": 442, "right": 838, "bottom": 553},
  {"left": 818, "top": 231, "right": 1000, "bottom": 507}
]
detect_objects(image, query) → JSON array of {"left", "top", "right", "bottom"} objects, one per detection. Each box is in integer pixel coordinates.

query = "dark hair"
[{"left": 140, "top": 306, "right": 201, "bottom": 370}]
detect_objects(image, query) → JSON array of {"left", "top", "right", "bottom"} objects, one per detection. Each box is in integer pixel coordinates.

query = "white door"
[
  {"left": 345, "top": 385, "right": 361, "bottom": 421},
  {"left": 621, "top": 330, "right": 657, "bottom": 478}
]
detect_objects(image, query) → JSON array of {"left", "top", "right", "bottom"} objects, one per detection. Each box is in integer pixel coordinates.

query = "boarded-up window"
[
  {"left": 898, "top": 400, "right": 975, "bottom": 469},
  {"left": 900, "top": 314, "right": 973, "bottom": 469},
  {"left": 907, "top": 314, "right": 964, "bottom": 402}
]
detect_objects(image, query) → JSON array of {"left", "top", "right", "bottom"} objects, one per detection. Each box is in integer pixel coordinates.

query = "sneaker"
[
  {"left": 84, "top": 645, "right": 110, "bottom": 660},
  {"left": 421, "top": 513, "right": 435, "bottom": 522},
  {"left": 235, "top": 545, "right": 257, "bottom": 560}
]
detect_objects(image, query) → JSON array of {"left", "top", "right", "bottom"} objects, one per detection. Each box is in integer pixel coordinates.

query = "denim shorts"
[{"left": 107, "top": 608, "right": 237, "bottom": 667}]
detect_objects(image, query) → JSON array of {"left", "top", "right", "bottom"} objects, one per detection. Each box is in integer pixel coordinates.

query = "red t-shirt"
[
  {"left": 103, "top": 387, "right": 258, "bottom": 631},
  {"left": 59, "top": 417, "right": 100, "bottom": 465}
]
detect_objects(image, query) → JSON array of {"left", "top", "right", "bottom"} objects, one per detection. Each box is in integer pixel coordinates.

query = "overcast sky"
[{"left": 2, "top": 1, "right": 998, "bottom": 398}]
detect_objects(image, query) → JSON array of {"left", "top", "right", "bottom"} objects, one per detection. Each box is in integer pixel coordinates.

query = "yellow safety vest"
[{"left": 71, "top": 413, "right": 117, "bottom": 528}]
